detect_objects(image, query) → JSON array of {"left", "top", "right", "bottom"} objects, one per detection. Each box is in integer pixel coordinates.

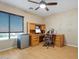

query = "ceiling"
[{"left": 0, "top": 0, "right": 78, "bottom": 17}]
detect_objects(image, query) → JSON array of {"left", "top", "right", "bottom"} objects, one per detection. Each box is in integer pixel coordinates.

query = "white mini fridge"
[{"left": 17, "top": 34, "right": 29, "bottom": 49}]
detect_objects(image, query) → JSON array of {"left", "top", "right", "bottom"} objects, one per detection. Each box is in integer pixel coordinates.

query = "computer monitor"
[{"left": 35, "top": 26, "right": 41, "bottom": 33}]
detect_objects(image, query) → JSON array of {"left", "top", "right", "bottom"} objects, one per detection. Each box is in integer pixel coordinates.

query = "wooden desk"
[
  {"left": 30, "top": 34, "right": 39, "bottom": 46},
  {"left": 53, "top": 34, "right": 64, "bottom": 47},
  {"left": 28, "top": 22, "right": 46, "bottom": 46},
  {"left": 30, "top": 34, "right": 64, "bottom": 47},
  {"left": 30, "top": 34, "right": 44, "bottom": 46}
]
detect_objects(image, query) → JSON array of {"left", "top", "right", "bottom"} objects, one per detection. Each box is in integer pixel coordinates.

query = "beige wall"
[
  {"left": 0, "top": 3, "right": 44, "bottom": 50},
  {"left": 44, "top": 8, "right": 78, "bottom": 47}
]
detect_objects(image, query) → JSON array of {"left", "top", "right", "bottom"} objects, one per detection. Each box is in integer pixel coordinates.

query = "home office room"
[{"left": 0, "top": 0, "right": 78, "bottom": 59}]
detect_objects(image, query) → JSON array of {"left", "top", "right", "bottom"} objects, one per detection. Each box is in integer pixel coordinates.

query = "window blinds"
[{"left": 0, "top": 11, "right": 24, "bottom": 33}]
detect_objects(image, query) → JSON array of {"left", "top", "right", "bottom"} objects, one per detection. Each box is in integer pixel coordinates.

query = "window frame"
[{"left": 0, "top": 11, "right": 24, "bottom": 39}]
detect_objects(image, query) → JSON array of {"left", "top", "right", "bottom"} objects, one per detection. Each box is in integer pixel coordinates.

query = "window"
[
  {"left": 0, "top": 33, "right": 9, "bottom": 40},
  {"left": 0, "top": 11, "right": 24, "bottom": 40},
  {"left": 0, "top": 12, "right": 9, "bottom": 32},
  {"left": 10, "top": 33, "right": 22, "bottom": 39},
  {"left": 10, "top": 15, "right": 23, "bottom": 32}
]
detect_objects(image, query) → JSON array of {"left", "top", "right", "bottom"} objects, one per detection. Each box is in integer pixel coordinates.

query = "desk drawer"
[
  {"left": 56, "top": 37, "right": 61, "bottom": 39},
  {"left": 55, "top": 42, "right": 61, "bottom": 47},
  {"left": 56, "top": 35, "right": 62, "bottom": 39},
  {"left": 55, "top": 35, "right": 64, "bottom": 47},
  {"left": 32, "top": 38, "right": 39, "bottom": 42},
  {"left": 31, "top": 39, "right": 39, "bottom": 46},
  {"left": 31, "top": 36, "right": 38, "bottom": 39},
  {"left": 30, "top": 35, "right": 39, "bottom": 46},
  {"left": 55, "top": 38, "right": 61, "bottom": 41},
  {"left": 32, "top": 37, "right": 38, "bottom": 39}
]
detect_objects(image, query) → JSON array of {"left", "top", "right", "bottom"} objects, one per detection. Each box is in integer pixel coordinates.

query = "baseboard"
[
  {"left": 0, "top": 47, "right": 15, "bottom": 52},
  {"left": 66, "top": 44, "right": 78, "bottom": 47}
]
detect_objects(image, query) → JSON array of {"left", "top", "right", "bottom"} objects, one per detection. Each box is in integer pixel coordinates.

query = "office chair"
[{"left": 43, "top": 31, "right": 55, "bottom": 48}]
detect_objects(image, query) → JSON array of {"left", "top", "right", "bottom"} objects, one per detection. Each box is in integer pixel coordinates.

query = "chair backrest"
[
  {"left": 44, "top": 33, "right": 52, "bottom": 41},
  {"left": 47, "top": 29, "right": 54, "bottom": 35}
]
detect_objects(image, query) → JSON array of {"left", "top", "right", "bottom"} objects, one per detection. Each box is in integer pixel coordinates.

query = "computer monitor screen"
[
  {"left": 35, "top": 29, "right": 41, "bottom": 33},
  {"left": 35, "top": 26, "right": 41, "bottom": 33}
]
